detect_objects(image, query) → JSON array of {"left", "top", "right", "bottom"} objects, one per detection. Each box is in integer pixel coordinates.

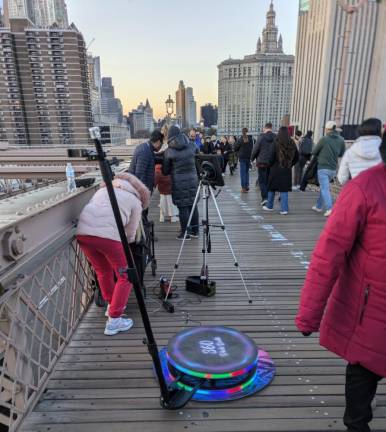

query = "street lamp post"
[
  {"left": 165, "top": 95, "right": 174, "bottom": 125},
  {"left": 335, "top": 0, "right": 368, "bottom": 129}
]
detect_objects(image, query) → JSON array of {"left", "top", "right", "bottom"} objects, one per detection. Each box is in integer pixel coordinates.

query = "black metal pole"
[{"left": 91, "top": 133, "right": 171, "bottom": 405}]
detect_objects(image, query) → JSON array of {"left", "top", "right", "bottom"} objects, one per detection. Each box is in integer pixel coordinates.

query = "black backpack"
[{"left": 300, "top": 137, "right": 313, "bottom": 156}]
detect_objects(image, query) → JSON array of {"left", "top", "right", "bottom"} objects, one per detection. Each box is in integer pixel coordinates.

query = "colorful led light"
[{"left": 166, "top": 351, "right": 258, "bottom": 380}]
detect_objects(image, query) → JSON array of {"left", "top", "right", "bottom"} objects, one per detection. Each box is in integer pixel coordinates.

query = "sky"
[{"left": 1, "top": 0, "right": 299, "bottom": 119}]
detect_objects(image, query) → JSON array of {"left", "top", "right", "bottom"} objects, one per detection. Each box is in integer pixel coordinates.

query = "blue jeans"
[
  {"left": 258, "top": 167, "right": 270, "bottom": 201},
  {"left": 239, "top": 159, "right": 250, "bottom": 189},
  {"left": 316, "top": 169, "right": 336, "bottom": 210},
  {"left": 267, "top": 191, "right": 289, "bottom": 212}
]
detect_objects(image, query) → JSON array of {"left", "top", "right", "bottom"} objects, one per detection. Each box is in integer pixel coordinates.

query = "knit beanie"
[{"left": 168, "top": 125, "right": 181, "bottom": 142}]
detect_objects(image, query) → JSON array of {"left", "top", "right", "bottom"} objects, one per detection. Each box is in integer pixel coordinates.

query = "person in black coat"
[
  {"left": 162, "top": 126, "right": 199, "bottom": 240},
  {"left": 128, "top": 130, "right": 164, "bottom": 193},
  {"left": 262, "top": 127, "right": 299, "bottom": 215},
  {"left": 251, "top": 123, "right": 276, "bottom": 204},
  {"left": 201, "top": 136, "right": 216, "bottom": 155},
  {"left": 234, "top": 128, "right": 253, "bottom": 192}
]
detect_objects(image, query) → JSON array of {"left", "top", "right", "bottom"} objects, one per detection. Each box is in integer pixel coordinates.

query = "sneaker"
[
  {"left": 189, "top": 233, "right": 199, "bottom": 239},
  {"left": 324, "top": 209, "right": 332, "bottom": 217},
  {"left": 241, "top": 188, "right": 248, "bottom": 193},
  {"left": 105, "top": 304, "right": 110, "bottom": 318},
  {"left": 280, "top": 211, "right": 288, "bottom": 215},
  {"left": 171, "top": 216, "right": 179, "bottom": 223},
  {"left": 176, "top": 233, "right": 191, "bottom": 240},
  {"left": 312, "top": 205, "right": 323, "bottom": 213},
  {"left": 261, "top": 199, "right": 268, "bottom": 206},
  {"left": 104, "top": 317, "right": 133, "bottom": 336},
  {"left": 262, "top": 206, "right": 274, "bottom": 212}
]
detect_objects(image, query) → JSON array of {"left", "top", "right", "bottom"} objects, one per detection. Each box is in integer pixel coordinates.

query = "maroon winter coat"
[
  {"left": 296, "top": 163, "right": 386, "bottom": 377},
  {"left": 154, "top": 164, "right": 172, "bottom": 195}
]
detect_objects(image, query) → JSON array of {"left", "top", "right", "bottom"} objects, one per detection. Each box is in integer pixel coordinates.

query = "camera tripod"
[{"left": 165, "top": 180, "right": 252, "bottom": 303}]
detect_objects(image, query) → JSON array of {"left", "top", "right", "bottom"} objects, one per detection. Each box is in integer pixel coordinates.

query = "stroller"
[{"left": 94, "top": 216, "right": 157, "bottom": 307}]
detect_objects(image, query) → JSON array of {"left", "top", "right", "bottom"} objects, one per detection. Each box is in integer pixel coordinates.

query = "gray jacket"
[{"left": 162, "top": 134, "right": 198, "bottom": 207}]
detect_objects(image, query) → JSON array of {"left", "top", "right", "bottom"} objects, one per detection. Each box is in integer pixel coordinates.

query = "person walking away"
[
  {"left": 293, "top": 130, "right": 303, "bottom": 189},
  {"left": 296, "top": 132, "right": 386, "bottom": 432},
  {"left": 155, "top": 125, "right": 179, "bottom": 223},
  {"left": 312, "top": 121, "right": 346, "bottom": 217},
  {"left": 235, "top": 127, "right": 253, "bottom": 192},
  {"left": 338, "top": 118, "right": 382, "bottom": 185},
  {"left": 251, "top": 122, "right": 276, "bottom": 204},
  {"left": 294, "top": 130, "right": 314, "bottom": 188},
  {"left": 76, "top": 173, "right": 150, "bottom": 336},
  {"left": 163, "top": 126, "right": 199, "bottom": 240},
  {"left": 262, "top": 127, "right": 299, "bottom": 215},
  {"left": 128, "top": 130, "right": 164, "bottom": 193}
]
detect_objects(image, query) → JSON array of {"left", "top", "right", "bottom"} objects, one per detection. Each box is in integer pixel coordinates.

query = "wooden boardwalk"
[{"left": 21, "top": 173, "right": 386, "bottom": 432}]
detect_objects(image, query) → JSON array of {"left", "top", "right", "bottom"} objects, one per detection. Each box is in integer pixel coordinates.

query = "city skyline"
[{"left": 59, "top": 0, "right": 298, "bottom": 119}]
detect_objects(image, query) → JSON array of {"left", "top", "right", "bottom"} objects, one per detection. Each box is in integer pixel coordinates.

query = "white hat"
[{"left": 325, "top": 121, "right": 337, "bottom": 130}]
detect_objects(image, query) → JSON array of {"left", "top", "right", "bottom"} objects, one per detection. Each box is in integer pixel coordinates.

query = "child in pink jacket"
[{"left": 77, "top": 173, "right": 150, "bottom": 336}]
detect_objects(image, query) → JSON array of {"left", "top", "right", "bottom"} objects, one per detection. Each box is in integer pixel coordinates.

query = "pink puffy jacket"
[
  {"left": 296, "top": 163, "right": 386, "bottom": 377},
  {"left": 77, "top": 173, "right": 150, "bottom": 243}
]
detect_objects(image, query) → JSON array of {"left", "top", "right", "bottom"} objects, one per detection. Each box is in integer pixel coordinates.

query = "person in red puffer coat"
[{"left": 296, "top": 131, "right": 386, "bottom": 432}]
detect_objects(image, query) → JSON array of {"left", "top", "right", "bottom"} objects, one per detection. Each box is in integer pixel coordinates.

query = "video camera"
[{"left": 195, "top": 154, "right": 224, "bottom": 187}]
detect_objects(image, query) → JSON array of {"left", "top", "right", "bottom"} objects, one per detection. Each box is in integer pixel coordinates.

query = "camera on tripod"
[{"left": 195, "top": 154, "right": 225, "bottom": 187}]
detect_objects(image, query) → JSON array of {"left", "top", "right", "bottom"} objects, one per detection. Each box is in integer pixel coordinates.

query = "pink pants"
[{"left": 77, "top": 235, "right": 133, "bottom": 318}]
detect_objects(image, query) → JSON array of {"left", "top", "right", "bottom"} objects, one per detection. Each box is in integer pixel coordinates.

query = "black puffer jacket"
[
  {"left": 251, "top": 131, "right": 276, "bottom": 166},
  {"left": 234, "top": 136, "right": 253, "bottom": 160},
  {"left": 162, "top": 133, "right": 198, "bottom": 207}
]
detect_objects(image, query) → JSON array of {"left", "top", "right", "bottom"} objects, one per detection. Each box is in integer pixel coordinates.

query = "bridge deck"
[{"left": 21, "top": 174, "right": 386, "bottom": 432}]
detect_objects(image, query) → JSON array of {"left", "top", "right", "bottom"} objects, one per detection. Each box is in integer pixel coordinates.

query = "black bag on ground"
[{"left": 300, "top": 157, "right": 319, "bottom": 191}]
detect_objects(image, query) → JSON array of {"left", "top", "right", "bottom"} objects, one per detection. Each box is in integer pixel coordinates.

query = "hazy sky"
[{"left": 1, "top": 0, "right": 299, "bottom": 118}]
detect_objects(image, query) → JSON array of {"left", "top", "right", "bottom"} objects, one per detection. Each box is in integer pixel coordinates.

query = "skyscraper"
[
  {"left": 128, "top": 100, "right": 155, "bottom": 137},
  {"left": 87, "top": 55, "right": 102, "bottom": 123},
  {"left": 175, "top": 80, "right": 186, "bottom": 128},
  {"left": 0, "top": 22, "right": 92, "bottom": 146},
  {"left": 3, "top": 0, "right": 69, "bottom": 28},
  {"left": 218, "top": 1, "right": 294, "bottom": 135},
  {"left": 100, "top": 77, "right": 124, "bottom": 125},
  {"left": 185, "top": 87, "right": 197, "bottom": 128},
  {"left": 291, "top": 0, "right": 386, "bottom": 140},
  {"left": 201, "top": 104, "right": 218, "bottom": 128}
]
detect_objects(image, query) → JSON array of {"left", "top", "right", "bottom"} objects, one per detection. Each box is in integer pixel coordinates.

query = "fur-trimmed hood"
[{"left": 111, "top": 172, "right": 150, "bottom": 210}]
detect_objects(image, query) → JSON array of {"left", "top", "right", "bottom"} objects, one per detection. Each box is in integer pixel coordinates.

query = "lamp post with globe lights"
[{"left": 165, "top": 95, "right": 174, "bottom": 126}]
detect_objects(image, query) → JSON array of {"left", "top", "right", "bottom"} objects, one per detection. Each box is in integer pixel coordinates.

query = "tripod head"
[{"left": 196, "top": 154, "right": 224, "bottom": 187}]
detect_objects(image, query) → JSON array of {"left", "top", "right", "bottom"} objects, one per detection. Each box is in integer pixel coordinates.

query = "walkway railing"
[{"left": 0, "top": 235, "right": 94, "bottom": 431}]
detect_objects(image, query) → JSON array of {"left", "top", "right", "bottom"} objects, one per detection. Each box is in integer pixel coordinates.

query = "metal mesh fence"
[{"left": 0, "top": 239, "right": 94, "bottom": 431}]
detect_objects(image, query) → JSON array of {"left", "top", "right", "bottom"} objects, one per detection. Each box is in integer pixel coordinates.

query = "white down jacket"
[
  {"left": 338, "top": 136, "right": 382, "bottom": 185},
  {"left": 77, "top": 173, "right": 150, "bottom": 243}
]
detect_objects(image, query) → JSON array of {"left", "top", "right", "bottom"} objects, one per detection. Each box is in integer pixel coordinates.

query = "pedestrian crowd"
[{"left": 74, "top": 117, "right": 386, "bottom": 432}]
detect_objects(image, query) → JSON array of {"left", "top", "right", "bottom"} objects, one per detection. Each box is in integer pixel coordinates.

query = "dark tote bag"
[{"left": 300, "top": 157, "right": 319, "bottom": 191}]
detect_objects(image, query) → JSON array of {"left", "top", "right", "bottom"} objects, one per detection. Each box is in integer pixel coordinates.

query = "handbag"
[{"left": 300, "top": 156, "right": 319, "bottom": 191}]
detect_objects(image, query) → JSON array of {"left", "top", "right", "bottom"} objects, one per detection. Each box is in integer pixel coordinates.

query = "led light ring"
[
  {"left": 166, "top": 350, "right": 258, "bottom": 380},
  {"left": 158, "top": 347, "right": 276, "bottom": 402},
  {"left": 167, "top": 326, "right": 258, "bottom": 374}
]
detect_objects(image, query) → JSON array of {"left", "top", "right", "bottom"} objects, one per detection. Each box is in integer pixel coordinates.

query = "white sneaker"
[
  {"left": 105, "top": 304, "right": 110, "bottom": 318},
  {"left": 104, "top": 317, "right": 133, "bottom": 336},
  {"left": 171, "top": 216, "right": 179, "bottom": 223},
  {"left": 262, "top": 206, "right": 274, "bottom": 212},
  {"left": 280, "top": 211, "right": 288, "bottom": 215},
  {"left": 261, "top": 199, "right": 268, "bottom": 206},
  {"left": 324, "top": 209, "right": 332, "bottom": 217},
  {"left": 312, "top": 206, "right": 323, "bottom": 213}
]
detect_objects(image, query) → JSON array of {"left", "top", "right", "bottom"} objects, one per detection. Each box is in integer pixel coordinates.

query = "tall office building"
[
  {"left": 291, "top": 0, "right": 386, "bottom": 140},
  {"left": 185, "top": 87, "right": 197, "bottom": 128},
  {"left": 175, "top": 80, "right": 186, "bottom": 128},
  {"left": 128, "top": 100, "right": 155, "bottom": 137},
  {"left": 218, "top": 1, "right": 294, "bottom": 136},
  {"left": 100, "top": 77, "right": 124, "bottom": 125},
  {"left": 0, "top": 21, "right": 92, "bottom": 146},
  {"left": 201, "top": 104, "right": 218, "bottom": 128},
  {"left": 3, "top": 0, "right": 69, "bottom": 28},
  {"left": 87, "top": 55, "right": 102, "bottom": 122}
]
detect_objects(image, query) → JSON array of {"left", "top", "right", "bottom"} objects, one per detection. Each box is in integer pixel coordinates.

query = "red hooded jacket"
[{"left": 296, "top": 163, "right": 386, "bottom": 377}]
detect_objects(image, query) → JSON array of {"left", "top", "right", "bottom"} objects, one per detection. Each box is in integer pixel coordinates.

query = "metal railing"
[{"left": 0, "top": 235, "right": 94, "bottom": 431}]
